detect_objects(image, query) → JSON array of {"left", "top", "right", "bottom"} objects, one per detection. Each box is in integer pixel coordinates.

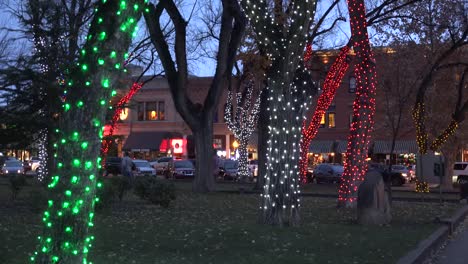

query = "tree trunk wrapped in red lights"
[
  {"left": 299, "top": 46, "right": 350, "bottom": 183},
  {"left": 338, "top": 0, "right": 377, "bottom": 207},
  {"left": 100, "top": 82, "right": 143, "bottom": 160}
]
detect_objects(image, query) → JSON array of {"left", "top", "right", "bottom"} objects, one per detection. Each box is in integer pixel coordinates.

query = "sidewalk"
[{"left": 434, "top": 216, "right": 468, "bottom": 264}]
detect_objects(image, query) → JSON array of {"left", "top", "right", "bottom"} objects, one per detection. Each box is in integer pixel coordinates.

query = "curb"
[
  {"left": 218, "top": 189, "right": 461, "bottom": 203},
  {"left": 396, "top": 205, "right": 468, "bottom": 264}
]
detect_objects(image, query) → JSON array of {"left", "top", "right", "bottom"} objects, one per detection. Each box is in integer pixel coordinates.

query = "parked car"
[
  {"left": 248, "top": 160, "right": 258, "bottom": 178},
  {"left": 312, "top": 164, "right": 343, "bottom": 184},
  {"left": 167, "top": 159, "right": 195, "bottom": 179},
  {"left": 368, "top": 163, "right": 406, "bottom": 186},
  {"left": 407, "top": 165, "right": 416, "bottom": 181},
  {"left": 153, "top": 157, "right": 173, "bottom": 175},
  {"left": 29, "top": 157, "right": 41, "bottom": 172},
  {"left": 453, "top": 162, "right": 468, "bottom": 184},
  {"left": 132, "top": 159, "right": 156, "bottom": 176},
  {"left": 391, "top": 164, "right": 411, "bottom": 182},
  {"left": 306, "top": 165, "right": 316, "bottom": 183},
  {"left": 104, "top": 157, "right": 122, "bottom": 176},
  {"left": 219, "top": 160, "right": 239, "bottom": 181},
  {"left": 1, "top": 160, "right": 25, "bottom": 176}
]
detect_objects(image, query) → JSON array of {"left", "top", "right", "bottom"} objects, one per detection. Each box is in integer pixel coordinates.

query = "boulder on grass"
[{"left": 357, "top": 170, "right": 391, "bottom": 225}]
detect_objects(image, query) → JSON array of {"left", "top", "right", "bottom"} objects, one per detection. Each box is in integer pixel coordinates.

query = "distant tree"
[
  {"left": 373, "top": 0, "right": 468, "bottom": 189},
  {"left": 144, "top": 0, "right": 246, "bottom": 193},
  {"left": 224, "top": 77, "right": 261, "bottom": 181}
]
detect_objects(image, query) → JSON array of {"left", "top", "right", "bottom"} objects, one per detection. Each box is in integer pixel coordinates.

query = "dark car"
[
  {"left": 168, "top": 159, "right": 195, "bottom": 179},
  {"left": 368, "top": 163, "right": 406, "bottom": 186},
  {"left": 104, "top": 157, "right": 122, "bottom": 176},
  {"left": 312, "top": 164, "right": 343, "bottom": 184},
  {"left": 219, "top": 160, "right": 239, "bottom": 181}
]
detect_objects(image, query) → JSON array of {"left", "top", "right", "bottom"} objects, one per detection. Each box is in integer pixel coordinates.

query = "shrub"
[
  {"left": 134, "top": 176, "right": 176, "bottom": 208},
  {"left": 9, "top": 173, "right": 27, "bottom": 200},
  {"left": 95, "top": 177, "right": 117, "bottom": 211},
  {"left": 109, "top": 175, "right": 131, "bottom": 201},
  {"left": 28, "top": 188, "right": 48, "bottom": 212}
]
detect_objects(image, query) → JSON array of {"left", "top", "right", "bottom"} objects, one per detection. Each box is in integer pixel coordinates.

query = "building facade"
[{"left": 112, "top": 77, "right": 257, "bottom": 160}]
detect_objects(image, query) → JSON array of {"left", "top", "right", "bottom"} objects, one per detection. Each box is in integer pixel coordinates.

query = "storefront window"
[
  {"left": 320, "top": 114, "right": 326, "bottom": 128},
  {"left": 137, "top": 101, "right": 165, "bottom": 121},
  {"left": 146, "top": 102, "right": 158, "bottom": 120},
  {"left": 328, "top": 113, "right": 336, "bottom": 128}
]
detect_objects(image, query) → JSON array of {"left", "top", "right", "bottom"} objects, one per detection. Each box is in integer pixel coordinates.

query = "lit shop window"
[{"left": 137, "top": 101, "right": 165, "bottom": 121}]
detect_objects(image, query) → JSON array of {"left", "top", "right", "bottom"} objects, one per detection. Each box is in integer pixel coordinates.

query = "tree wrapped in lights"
[
  {"left": 337, "top": 0, "right": 377, "bottom": 207},
  {"left": 299, "top": 46, "right": 350, "bottom": 183},
  {"left": 224, "top": 78, "right": 261, "bottom": 181},
  {"left": 101, "top": 82, "right": 143, "bottom": 157},
  {"left": 31, "top": 1, "right": 144, "bottom": 263},
  {"left": 241, "top": 0, "right": 318, "bottom": 226}
]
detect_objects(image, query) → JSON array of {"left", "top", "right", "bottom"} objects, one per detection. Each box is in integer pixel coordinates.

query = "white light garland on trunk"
[
  {"left": 224, "top": 78, "right": 262, "bottom": 181},
  {"left": 240, "top": 0, "right": 318, "bottom": 226}
]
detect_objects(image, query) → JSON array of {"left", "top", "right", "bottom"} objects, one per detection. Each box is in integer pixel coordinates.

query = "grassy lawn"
[{"left": 0, "top": 178, "right": 462, "bottom": 264}]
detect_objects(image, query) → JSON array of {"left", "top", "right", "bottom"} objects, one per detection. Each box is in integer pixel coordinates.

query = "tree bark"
[
  {"left": 254, "top": 83, "right": 269, "bottom": 190},
  {"left": 192, "top": 123, "right": 215, "bottom": 193}
]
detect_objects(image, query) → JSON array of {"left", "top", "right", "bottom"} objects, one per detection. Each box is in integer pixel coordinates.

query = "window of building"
[
  {"left": 349, "top": 76, "right": 356, "bottom": 93},
  {"left": 320, "top": 113, "right": 326, "bottom": 128},
  {"left": 137, "top": 102, "right": 145, "bottom": 121},
  {"left": 137, "top": 101, "right": 165, "bottom": 121},
  {"left": 146, "top": 102, "right": 158, "bottom": 120},
  {"left": 158, "top": 101, "right": 165, "bottom": 120},
  {"left": 328, "top": 113, "right": 336, "bottom": 128}
]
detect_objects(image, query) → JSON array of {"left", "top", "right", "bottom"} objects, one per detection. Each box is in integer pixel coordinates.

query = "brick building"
[{"left": 112, "top": 76, "right": 257, "bottom": 160}]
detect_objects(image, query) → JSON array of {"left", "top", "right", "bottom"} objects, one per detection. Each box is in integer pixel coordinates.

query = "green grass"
[{"left": 0, "top": 179, "right": 462, "bottom": 264}]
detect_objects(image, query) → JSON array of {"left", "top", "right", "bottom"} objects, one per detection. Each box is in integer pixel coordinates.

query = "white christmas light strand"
[
  {"left": 241, "top": 0, "right": 317, "bottom": 223},
  {"left": 224, "top": 78, "right": 262, "bottom": 180}
]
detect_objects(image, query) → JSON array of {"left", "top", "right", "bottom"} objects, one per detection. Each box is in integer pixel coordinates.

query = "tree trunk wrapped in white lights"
[
  {"left": 224, "top": 79, "right": 261, "bottom": 181},
  {"left": 241, "top": 0, "right": 318, "bottom": 226}
]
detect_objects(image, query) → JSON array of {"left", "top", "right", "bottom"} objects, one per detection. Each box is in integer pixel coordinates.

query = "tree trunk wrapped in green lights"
[
  {"left": 241, "top": 0, "right": 318, "bottom": 226},
  {"left": 31, "top": 1, "right": 145, "bottom": 263}
]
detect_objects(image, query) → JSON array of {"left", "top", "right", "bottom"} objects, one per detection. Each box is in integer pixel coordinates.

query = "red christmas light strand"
[
  {"left": 100, "top": 82, "right": 143, "bottom": 158},
  {"left": 338, "top": 0, "right": 377, "bottom": 205},
  {"left": 299, "top": 46, "right": 350, "bottom": 183}
]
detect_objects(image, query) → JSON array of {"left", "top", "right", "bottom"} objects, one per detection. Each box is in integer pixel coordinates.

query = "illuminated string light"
[
  {"left": 337, "top": 0, "right": 377, "bottom": 206},
  {"left": 299, "top": 46, "right": 350, "bottom": 183},
  {"left": 30, "top": 1, "right": 144, "bottom": 263},
  {"left": 241, "top": 0, "right": 317, "bottom": 225},
  {"left": 224, "top": 78, "right": 261, "bottom": 180},
  {"left": 101, "top": 82, "right": 143, "bottom": 160}
]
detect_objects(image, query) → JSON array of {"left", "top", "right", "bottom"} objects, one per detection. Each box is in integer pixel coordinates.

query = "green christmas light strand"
[{"left": 31, "top": 1, "right": 146, "bottom": 263}]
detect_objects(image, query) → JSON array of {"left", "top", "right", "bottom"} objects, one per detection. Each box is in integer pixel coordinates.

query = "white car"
[
  {"left": 2, "top": 160, "right": 25, "bottom": 175},
  {"left": 248, "top": 160, "right": 258, "bottom": 178},
  {"left": 453, "top": 162, "right": 468, "bottom": 184},
  {"left": 132, "top": 160, "right": 156, "bottom": 176},
  {"left": 153, "top": 157, "right": 173, "bottom": 174}
]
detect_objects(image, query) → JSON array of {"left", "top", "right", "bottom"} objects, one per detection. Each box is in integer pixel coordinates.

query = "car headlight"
[
  {"left": 17, "top": 170, "right": 21, "bottom": 173},
  {"left": 5, "top": 170, "right": 8, "bottom": 173},
  {"left": 402, "top": 173, "right": 408, "bottom": 177},
  {"left": 453, "top": 175, "right": 458, "bottom": 183}
]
